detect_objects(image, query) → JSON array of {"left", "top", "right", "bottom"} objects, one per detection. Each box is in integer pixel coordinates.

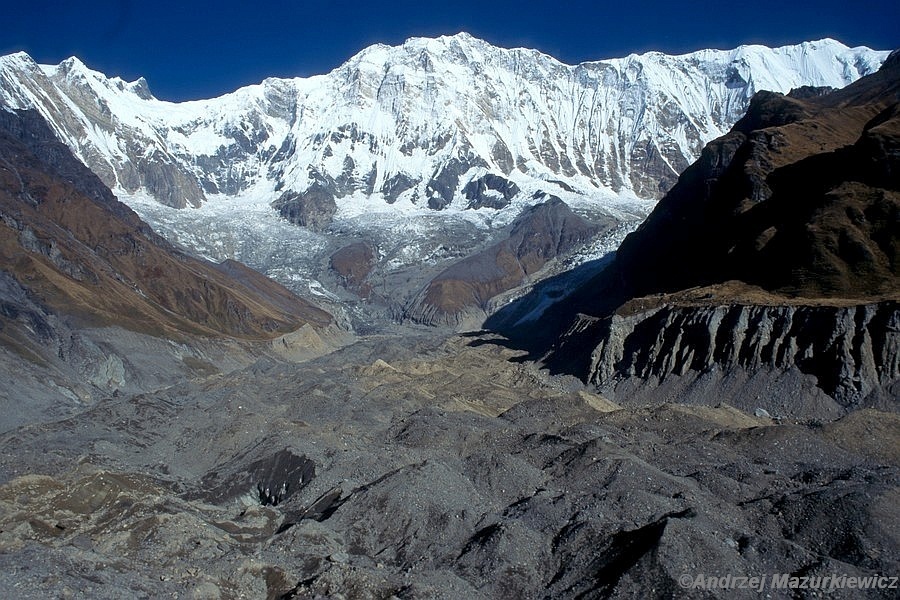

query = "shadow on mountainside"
[{"left": 475, "top": 253, "right": 627, "bottom": 359}]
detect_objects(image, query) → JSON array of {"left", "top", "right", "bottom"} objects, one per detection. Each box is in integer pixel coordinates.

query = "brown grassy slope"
[
  {"left": 0, "top": 109, "right": 331, "bottom": 340},
  {"left": 329, "top": 242, "right": 376, "bottom": 298},
  {"left": 599, "top": 51, "right": 900, "bottom": 306}
]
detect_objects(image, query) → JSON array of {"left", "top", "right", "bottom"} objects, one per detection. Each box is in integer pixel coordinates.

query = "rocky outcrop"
[
  {"left": 272, "top": 185, "right": 337, "bottom": 231},
  {"left": 462, "top": 174, "right": 520, "bottom": 210},
  {"left": 574, "top": 302, "right": 899, "bottom": 408},
  {"left": 119, "top": 153, "right": 206, "bottom": 209},
  {"left": 405, "top": 198, "right": 608, "bottom": 326},
  {"left": 424, "top": 155, "right": 488, "bottom": 210},
  {"left": 192, "top": 449, "right": 316, "bottom": 508},
  {"left": 329, "top": 242, "right": 377, "bottom": 297},
  {"left": 381, "top": 173, "right": 417, "bottom": 204}
]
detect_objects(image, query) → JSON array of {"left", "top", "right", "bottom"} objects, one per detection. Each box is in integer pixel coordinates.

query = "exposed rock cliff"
[{"left": 569, "top": 301, "right": 899, "bottom": 410}]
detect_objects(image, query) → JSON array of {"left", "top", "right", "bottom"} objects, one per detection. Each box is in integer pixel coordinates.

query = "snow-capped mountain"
[
  {"left": 0, "top": 35, "right": 886, "bottom": 212},
  {"left": 0, "top": 35, "right": 889, "bottom": 327}
]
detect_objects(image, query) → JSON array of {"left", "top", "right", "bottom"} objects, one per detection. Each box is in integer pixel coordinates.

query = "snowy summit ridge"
[{"left": 0, "top": 35, "right": 887, "bottom": 215}]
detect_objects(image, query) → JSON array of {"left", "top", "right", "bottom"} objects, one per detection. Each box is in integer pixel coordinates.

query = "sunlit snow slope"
[{"left": 0, "top": 35, "right": 886, "bottom": 213}]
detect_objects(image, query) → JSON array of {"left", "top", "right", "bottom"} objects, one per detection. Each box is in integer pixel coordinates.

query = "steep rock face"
[
  {"left": 576, "top": 302, "right": 899, "bottom": 407},
  {"left": 273, "top": 185, "right": 337, "bottom": 231},
  {"left": 462, "top": 174, "right": 520, "bottom": 210}
]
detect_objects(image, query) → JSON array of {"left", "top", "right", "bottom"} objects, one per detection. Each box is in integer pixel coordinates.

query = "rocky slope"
[
  {"left": 405, "top": 197, "right": 614, "bottom": 326},
  {"left": 0, "top": 108, "right": 331, "bottom": 337},
  {"left": 0, "top": 37, "right": 887, "bottom": 325},
  {"left": 0, "top": 107, "right": 336, "bottom": 424},
  {"left": 510, "top": 51, "right": 900, "bottom": 412},
  {"left": 0, "top": 332, "right": 896, "bottom": 598}
]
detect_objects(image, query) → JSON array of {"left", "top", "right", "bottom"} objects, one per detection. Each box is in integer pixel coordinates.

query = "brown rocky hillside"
[{"left": 0, "top": 108, "right": 331, "bottom": 343}]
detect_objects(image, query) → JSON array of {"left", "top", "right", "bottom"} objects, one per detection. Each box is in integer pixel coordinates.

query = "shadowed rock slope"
[{"left": 520, "top": 51, "right": 900, "bottom": 412}]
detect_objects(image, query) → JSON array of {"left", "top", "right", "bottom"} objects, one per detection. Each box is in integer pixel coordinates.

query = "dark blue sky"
[{"left": 2, "top": 0, "right": 897, "bottom": 101}]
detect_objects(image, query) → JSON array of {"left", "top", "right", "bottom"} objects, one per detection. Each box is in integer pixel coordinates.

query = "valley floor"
[{"left": 0, "top": 331, "right": 897, "bottom": 599}]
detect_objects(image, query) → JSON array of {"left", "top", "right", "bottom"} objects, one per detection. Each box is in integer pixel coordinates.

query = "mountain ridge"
[
  {"left": 11, "top": 34, "right": 881, "bottom": 102},
  {"left": 0, "top": 36, "right": 885, "bottom": 210}
]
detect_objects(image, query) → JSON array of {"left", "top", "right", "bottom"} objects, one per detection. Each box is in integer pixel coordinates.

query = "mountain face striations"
[{"left": 0, "top": 36, "right": 885, "bottom": 211}]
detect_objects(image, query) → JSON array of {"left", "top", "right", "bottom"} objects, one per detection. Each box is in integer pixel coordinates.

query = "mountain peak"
[
  {"left": 2, "top": 50, "right": 35, "bottom": 63},
  {"left": 404, "top": 31, "right": 479, "bottom": 47},
  {"left": 0, "top": 51, "right": 39, "bottom": 73},
  {"left": 344, "top": 31, "right": 492, "bottom": 69},
  {"left": 127, "top": 76, "right": 154, "bottom": 100},
  {"left": 44, "top": 56, "right": 109, "bottom": 90},
  {"left": 56, "top": 55, "right": 92, "bottom": 76},
  {"left": 105, "top": 75, "right": 155, "bottom": 100}
]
